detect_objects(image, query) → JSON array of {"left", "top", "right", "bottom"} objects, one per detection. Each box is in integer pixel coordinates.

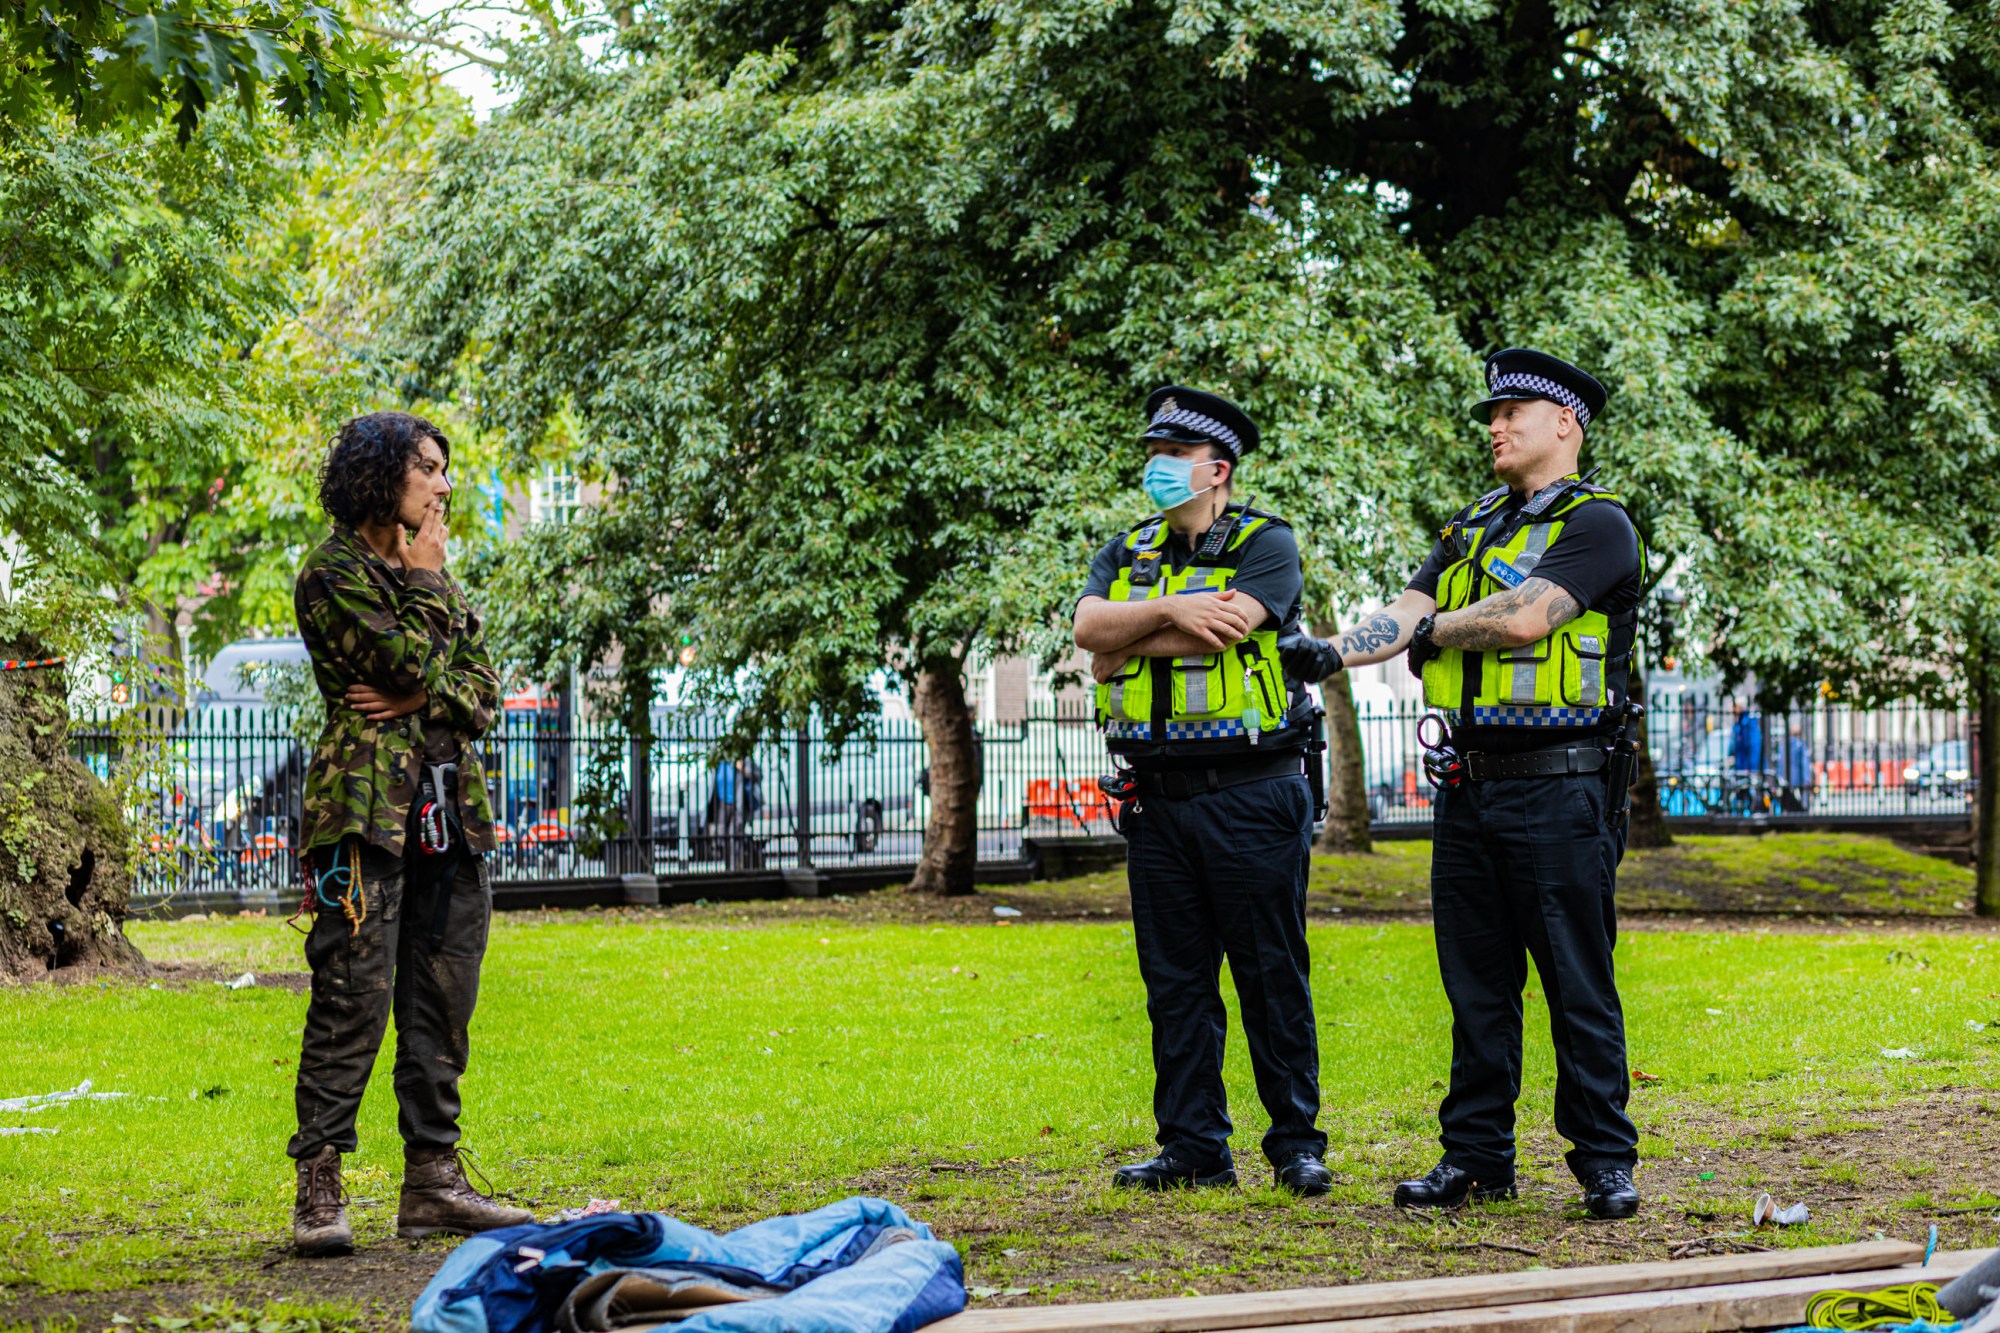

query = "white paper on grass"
[{"left": 0, "top": 1080, "right": 128, "bottom": 1113}]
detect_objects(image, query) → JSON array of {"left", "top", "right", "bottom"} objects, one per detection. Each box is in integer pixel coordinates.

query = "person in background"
[
  {"left": 1779, "top": 721, "right": 1814, "bottom": 813},
  {"left": 1730, "top": 701, "right": 1763, "bottom": 774}
]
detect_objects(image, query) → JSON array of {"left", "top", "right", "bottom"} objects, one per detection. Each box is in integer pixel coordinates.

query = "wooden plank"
[
  {"left": 1238, "top": 1252, "right": 1983, "bottom": 1333},
  {"left": 928, "top": 1240, "right": 1924, "bottom": 1333}
]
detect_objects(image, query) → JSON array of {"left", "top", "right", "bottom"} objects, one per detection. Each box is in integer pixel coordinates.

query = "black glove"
[
  {"left": 1277, "top": 631, "right": 1344, "bottom": 681},
  {"left": 1406, "top": 613, "right": 1440, "bottom": 680}
]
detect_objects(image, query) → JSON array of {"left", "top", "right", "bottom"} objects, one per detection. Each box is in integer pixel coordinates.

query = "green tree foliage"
[
  {"left": 381, "top": 1, "right": 2000, "bottom": 898},
  {"left": 1, "top": 0, "right": 393, "bottom": 143},
  {"left": 0, "top": 113, "right": 299, "bottom": 653}
]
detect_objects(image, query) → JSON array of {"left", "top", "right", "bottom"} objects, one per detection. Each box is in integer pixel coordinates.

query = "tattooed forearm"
[
  {"left": 1433, "top": 577, "right": 1577, "bottom": 650},
  {"left": 1545, "top": 589, "right": 1581, "bottom": 630},
  {"left": 1337, "top": 613, "right": 1402, "bottom": 658}
]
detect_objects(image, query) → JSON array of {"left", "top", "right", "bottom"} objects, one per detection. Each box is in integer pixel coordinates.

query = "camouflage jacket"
[{"left": 295, "top": 524, "right": 500, "bottom": 856}]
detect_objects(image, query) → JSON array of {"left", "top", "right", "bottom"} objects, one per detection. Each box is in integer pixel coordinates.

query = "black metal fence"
[
  {"left": 74, "top": 689, "right": 1974, "bottom": 904},
  {"left": 1353, "top": 689, "right": 1974, "bottom": 825}
]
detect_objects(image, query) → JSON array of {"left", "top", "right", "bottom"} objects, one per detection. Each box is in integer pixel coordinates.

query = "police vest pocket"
[
  {"left": 1560, "top": 633, "right": 1609, "bottom": 707},
  {"left": 1098, "top": 656, "right": 1149, "bottom": 721},
  {"left": 1421, "top": 652, "right": 1460, "bottom": 710},
  {"left": 1490, "top": 642, "right": 1553, "bottom": 706},
  {"left": 1172, "top": 654, "right": 1230, "bottom": 718},
  {"left": 1437, "top": 559, "right": 1478, "bottom": 613}
]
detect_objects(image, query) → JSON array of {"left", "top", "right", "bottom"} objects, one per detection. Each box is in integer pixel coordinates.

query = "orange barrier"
[
  {"left": 1027, "top": 779, "right": 1111, "bottom": 825},
  {"left": 239, "top": 831, "right": 287, "bottom": 865}
]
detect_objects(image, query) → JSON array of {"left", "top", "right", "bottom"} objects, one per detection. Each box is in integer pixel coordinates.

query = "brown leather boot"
[
  {"left": 397, "top": 1147, "right": 533, "bottom": 1238},
  {"left": 292, "top": 1145, "right": 353, "bottom": 1257}
]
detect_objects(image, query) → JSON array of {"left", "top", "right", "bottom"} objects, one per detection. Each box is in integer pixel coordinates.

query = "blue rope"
[{"left": 314, "top": 860, "right": 353, "bottom": 909}]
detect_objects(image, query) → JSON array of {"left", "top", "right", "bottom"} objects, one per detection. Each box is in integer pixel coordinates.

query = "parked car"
[
  {"left": 197, "top": 637, "right": 312, "bottom": 704},
  {"left": 191, "top": 637, "right": 311, "bottom": 861},
  {"left": 1903, "top": 740, "right": 1972, "bottom": 798},
  {"left": 642, "top": 714, "right": 922, "bottom": 861}
]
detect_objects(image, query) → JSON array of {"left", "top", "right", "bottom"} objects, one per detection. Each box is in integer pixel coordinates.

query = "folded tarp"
[{"left": 411, "top": 1196, "right": 965, "bottom": 1333}]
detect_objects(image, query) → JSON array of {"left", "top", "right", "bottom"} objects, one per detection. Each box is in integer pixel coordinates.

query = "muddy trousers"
[
  {"left": 287, "top": 840, "right": 491, "bottom": 1160},
  {"left": 1429, "top": 771, "right": 1638, "bottom": 1184}
]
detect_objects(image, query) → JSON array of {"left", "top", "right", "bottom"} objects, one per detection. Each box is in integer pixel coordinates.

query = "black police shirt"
[
  {"left": 1077, "top": 518, "right": 1304, "bottom": 632},
  {"left": 1406, "top": 492, "right": 1642, "bottom": 748}
]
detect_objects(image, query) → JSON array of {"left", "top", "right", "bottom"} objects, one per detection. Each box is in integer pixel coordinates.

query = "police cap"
[
  {"left": 1469, "top": 349, "right": 1607, "bottom": 430},
  {"left": 1140, "top": 386, "right": 1259, "bottom": 458}
]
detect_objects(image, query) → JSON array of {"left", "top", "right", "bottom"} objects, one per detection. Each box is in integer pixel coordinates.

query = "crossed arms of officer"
[
  {"left": 1078, "top": 573, "right": 1583, "bottom": 683},
  {"left": 1074, "top": 590, "right": 1270, "bottom": 683},
  {"left": 1280, "top": 578, "right": 1586, "bottom": 679}
]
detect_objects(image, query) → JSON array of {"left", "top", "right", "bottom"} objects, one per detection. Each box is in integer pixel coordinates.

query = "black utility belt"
[
  {"left": 1461, "top": 744, "right": 1608, "bottom": 783},
  {"left": 1132, "top": 751, "right": 1306, "bottom": 800}
]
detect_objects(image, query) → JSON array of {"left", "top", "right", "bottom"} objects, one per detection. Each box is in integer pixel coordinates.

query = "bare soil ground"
[{"left": 6, "top": 1090, "right": 1995, "bottom": 1331}]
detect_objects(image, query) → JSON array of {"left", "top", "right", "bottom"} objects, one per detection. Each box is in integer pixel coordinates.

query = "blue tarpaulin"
[{"left": 411, "top": 1197, "right": 966, "bottom": 1333}]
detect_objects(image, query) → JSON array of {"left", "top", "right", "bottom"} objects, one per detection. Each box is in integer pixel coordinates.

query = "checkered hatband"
[
  {"left": 1488, "top": 373, "right": 1592, "bottom": 426},
  {"left": 1150, "top": 405, "right": 1242, "bottom": 453}
]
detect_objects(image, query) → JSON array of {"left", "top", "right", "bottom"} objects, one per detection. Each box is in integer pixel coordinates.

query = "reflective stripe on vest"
[{"left": 1420, "top": 483, "right": 1641, "bottom": 730}]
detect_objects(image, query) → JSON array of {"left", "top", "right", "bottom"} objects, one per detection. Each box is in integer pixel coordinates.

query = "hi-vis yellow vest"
[
  {"left": 1094, "top": 506, "right": 1293, "bottom": 751},
  {"left": 1421, "top": 479, "right": 1641, "bottom": 733}
]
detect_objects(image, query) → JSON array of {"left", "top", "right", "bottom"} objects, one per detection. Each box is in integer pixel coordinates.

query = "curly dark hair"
[{"left": 317, "top": 411, "right": 452, "bottom": 527}]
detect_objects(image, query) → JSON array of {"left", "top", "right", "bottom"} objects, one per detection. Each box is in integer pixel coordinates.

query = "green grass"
[
  {"left": 1618, "top": 832, "right": 1976, "bottom": 914},
  {"left": 0, "top": 905, "right": 1994, "bottom": 1315},
  {"left": 1006, "top": 832, "right": 1974, "bottom": 916}
]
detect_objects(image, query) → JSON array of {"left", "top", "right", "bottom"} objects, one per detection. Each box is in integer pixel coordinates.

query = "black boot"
[
  {"left": 1275, "top": 1153, "right": 1333, "bottom": 1197},
  {"left": 1110, "top": 1154, "right": 1236, "bottom": 1191},
  {"left": 1392, "top": 1162, "right": 1516, "bottom": 1208},
  {"left": 1582, "top": 1167, "right": 1640, "bottom": 1219}
]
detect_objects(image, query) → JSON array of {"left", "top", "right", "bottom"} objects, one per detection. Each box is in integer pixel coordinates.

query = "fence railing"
[{"left": 73, "top": 689, "right": 1975, "bottom": 903}]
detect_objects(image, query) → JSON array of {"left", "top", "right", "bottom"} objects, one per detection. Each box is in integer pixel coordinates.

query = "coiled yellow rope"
[{"left": 1803, "top": 1282, "right": 1950, "bottom": 1330}]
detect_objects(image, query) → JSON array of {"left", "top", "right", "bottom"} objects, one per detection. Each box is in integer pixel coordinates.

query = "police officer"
[
  {"left": 1280, "top": 351, "right": 1644, "bottom": 1220},
  {"left": 1074, "top": 387, "right": 1332, "bottom": 1197}
]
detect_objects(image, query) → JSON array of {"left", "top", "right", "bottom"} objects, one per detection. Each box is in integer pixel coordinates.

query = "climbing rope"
[
  {"left": 1802, "top": 1282, "right": 1951, "bottom": 1330},
  {"left": 0, "top": 657, "right": 64, "bottom": 671},
  {"left": 286, "top": 842, "right": 368, "bottom": 937}
]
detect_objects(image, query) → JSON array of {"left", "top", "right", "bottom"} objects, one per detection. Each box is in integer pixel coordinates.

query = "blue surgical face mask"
[{"left": 1142, "top": 454, "right": 1222, "bottom": 510}]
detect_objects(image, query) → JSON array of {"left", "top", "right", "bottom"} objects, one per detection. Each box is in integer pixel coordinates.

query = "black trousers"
[
  {"left": 1429, "top": 771, "right": 1638, "bottom": 1182},
  {"left": 1125, "top": 772, "right": 1325, "bottom": 1170},
  {"left": 288, "top": 840, "right": 491, "bottom": 1160}
]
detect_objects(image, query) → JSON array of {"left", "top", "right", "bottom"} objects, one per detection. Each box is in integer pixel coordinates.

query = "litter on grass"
[
  {"left": 1882, "top": 1048, "right": 1920, "bottom": 1059},
  {"left": 0, "top": 1080, "right": 128, "bottom": 1114},
  {"left": 220, "top": 973, "right": 256, "bottom": 990},
  {"left": 544, "top": 1199, "right": 625, "bottom": 1223},
  {"left": 1752, "top": 1192, "right": 1811, "bottom": 1227},
  {"left": 992, "top": 906, "right": 1023, "bottom": 918},
  {"left": 0, "top": 1127, "right": 58, "bottom": 1136}
]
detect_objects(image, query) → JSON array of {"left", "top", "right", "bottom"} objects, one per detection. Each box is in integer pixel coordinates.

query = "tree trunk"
[
  {"left": 909, "top": 664, "right": 979, "bottom": 896},
  {"left": 1313, "top": 652, "right": 1373, "bottom": 855},
  {"left": 1625, "top": 667, "right": 1673, "bottom": 850},
  {"left": 621, "top": 669, "right": 656, "bottom": 876},
  {"left": 0, "top": 639, "right": 143, "bottom": 978},
  {"left": 1974, "top": 664, "right": 1999, "bottom": 917}
]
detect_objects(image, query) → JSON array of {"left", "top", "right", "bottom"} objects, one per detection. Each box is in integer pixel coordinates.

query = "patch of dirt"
[
  {"left": 857, "top": 1089, "right": 2000, "bottom": 1308},
  {"left": 6, "top": 1094, "right": 1993, "bottom": 1330},
  {"left": 0, "top": 1239, "right": 447, "bottom": 1332},
  {"left": 1, "top": 960, "right": 312, "bottom": 993}
]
